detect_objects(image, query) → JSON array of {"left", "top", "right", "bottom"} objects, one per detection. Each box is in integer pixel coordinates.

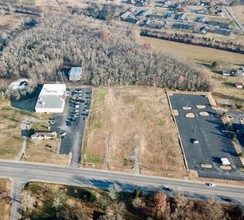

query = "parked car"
[
  {"left": 48, "top": 119, "right": 55, "bottom": 124},
  {"left": 192, "top": 139, "right": 199, "bottom": 144},
  {"left": 206, "top": 183, "right": 216, "bottom": 187},
  {"left": 60, "top": 132, "right": 67, "bottom": 138}
]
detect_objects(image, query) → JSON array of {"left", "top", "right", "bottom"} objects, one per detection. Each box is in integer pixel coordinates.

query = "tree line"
[{"left": 0, "top": 14, "right": 212, "bottom": 92}]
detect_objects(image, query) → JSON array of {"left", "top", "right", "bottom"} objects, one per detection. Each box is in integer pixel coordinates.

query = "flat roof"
[
  {"left": 35, "top": 84, "right": 66, "bottom": 112},
  {"left": 69, "top": 67, "right": 82, "bottom": 81}
]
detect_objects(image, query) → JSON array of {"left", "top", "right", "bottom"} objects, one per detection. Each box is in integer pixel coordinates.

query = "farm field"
[
  {"left": 0, "top": 179, "right": 11, "bottom": 220},
  {"left": 231, "top": 5, "right": 244, "bottom": 23},
  {"left": 140, "top": 36, "right": 244, "bottom": 110},
  {"left": 83, "top": 86, "right": 186, "bottom": 178},
  {"left": 140, "top": 36, "right": 244, "bottom": 65}
]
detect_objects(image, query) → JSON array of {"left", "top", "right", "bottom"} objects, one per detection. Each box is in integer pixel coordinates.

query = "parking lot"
[
  {"left": 169, "top": 94, "right": 244, "bottom": 181},
  {"left": 50, "top": 87, "right": 92, "bottom": 167}
]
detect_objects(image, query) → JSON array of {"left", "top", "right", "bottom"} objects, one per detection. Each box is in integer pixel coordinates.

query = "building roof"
[
  {"left": 35, "top": 84, "right": 66, "bottom": 113},
  {"left": 69, "top": 67, "right": 82, "bottom": 81}
]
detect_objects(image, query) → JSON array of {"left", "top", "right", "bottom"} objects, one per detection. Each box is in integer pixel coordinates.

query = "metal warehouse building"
[
  {"left": 69, "top": 67, "right": 82, "bottom": 81},
  {"left": 35, "top": 84, "right": 66, "bottom": 113}
]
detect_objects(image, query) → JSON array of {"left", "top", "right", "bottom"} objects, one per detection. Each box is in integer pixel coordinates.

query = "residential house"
[
  {"left": 235, "top": 82, "right": 243, "bottom": 89},
  {"left": 174, "top": 13, "right": 187, "bottom": 21},
  {"left": 235, "top": 67, "right": 244, "bottom": 76}
]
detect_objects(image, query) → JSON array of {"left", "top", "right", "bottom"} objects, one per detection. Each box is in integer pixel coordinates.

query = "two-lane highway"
[{"left": 0, "top": 160, "right": 244, "bottom": 220}]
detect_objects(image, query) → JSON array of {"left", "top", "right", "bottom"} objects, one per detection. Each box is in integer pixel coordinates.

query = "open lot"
[
  {"left": 83, "top": 86, "right": 186, "bottom": 178},
  {"left": 169, "top": 93, "right": 244, "bottom": 181}
]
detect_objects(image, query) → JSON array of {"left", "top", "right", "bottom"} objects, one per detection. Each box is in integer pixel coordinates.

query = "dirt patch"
[
  {"left": 196, "top": 105, "right": 206, "bottom": 109},
  {"left": 183, "top": 106, "right": 192, "bottom": 110},
  {"left": 220, "top": 166, "right": 232, "bottom": 170},
  {"left": 199, "top": 111, "right": 209, "bottom": 116},
  {"left": 83, "top": 86, "right": 186, "bottom": 178},
  {"left": 201, "top": 164, "right": 213, "bottom": 168},
  {"left": 185, "top": 113, "right": 195, "bottom": 118}
]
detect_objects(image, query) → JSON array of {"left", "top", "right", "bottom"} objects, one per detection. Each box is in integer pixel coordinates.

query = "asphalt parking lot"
[
  {"left": 169, "top": 94, "right": 244, "bottom": 181},
  {"left": 50, "top": 87, "right": 92, "bottom": 167}
]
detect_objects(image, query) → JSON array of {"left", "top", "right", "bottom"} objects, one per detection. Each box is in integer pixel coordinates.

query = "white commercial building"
[{"left": 35, "top": 84, "right": 66, "bottom": 113}]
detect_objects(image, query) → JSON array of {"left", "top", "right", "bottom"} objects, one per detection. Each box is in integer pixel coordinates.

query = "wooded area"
[{"left": 0, "top": 14, "right": 211, "bottom": 91}]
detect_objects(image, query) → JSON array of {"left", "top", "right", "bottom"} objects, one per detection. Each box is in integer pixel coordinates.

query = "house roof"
[{"left": 69, "top": 67, "right": 82, "bottom": 81}]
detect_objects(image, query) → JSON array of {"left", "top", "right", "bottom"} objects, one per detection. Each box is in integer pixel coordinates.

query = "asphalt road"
[
  {"left": 1, "top": 160, "right": 244, "bottom": 219},
  {"left": 170, "top": 94, "right": 244, "bottom": 181}
]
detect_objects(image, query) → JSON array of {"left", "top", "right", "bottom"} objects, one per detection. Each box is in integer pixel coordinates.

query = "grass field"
[
  {"left": 83, "top": 87, "right": 186, "bottom": 178},
  {"left": 0, "top": 179, "right": 11, "bottom": 220},
  {"left": 0, "top": 98, "right": 28, "bottom": 159},
  {"left": 23, "top": 139, "right": 69, "bottom": 165},
  {"left": 140, "top": 36, "right": 244, "bottom": 65}
]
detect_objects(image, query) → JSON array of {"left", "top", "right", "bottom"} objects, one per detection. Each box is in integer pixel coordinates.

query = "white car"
[
  {"left": 206, "top": 183, "right": 216, "bottom": 187},
  {"left": 193, "top": 139, "right": 199, "bottom": 144},
  {"left": 60, "top": 132, "right": 67, "bottom": 138}
]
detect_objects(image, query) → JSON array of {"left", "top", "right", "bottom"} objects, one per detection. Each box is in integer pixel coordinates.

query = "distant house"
[
  {"left": 235, "top": 67, "right": 244, "bottom": 76},
  {"left": 235, "top": 82, "right": 243, "bottom": 89},
  {"left": 172, "top": 23, "right": 194, "bottom": 30},
  {"left": 195, "top": 16, "right": 207, "bottom": 23},
  {"left": 208, "top": 21, "right": 229, "bottom": 29},
  {"left": 174, "top": 13, "right": 187, "bottom": 21},
  {"left": 69, "top": 67, "right": 82, "bottom": 81},
  {"left": 31, "top": 130, "right": 57, "bottom": 140}
]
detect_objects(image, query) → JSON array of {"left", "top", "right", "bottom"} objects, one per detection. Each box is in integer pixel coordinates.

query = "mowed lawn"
[
  {"left": 83, "top": 86, "right": 186, "bottom": 178},
  {"left": 141, "top": 36, "right": 244, "bottom": 65}
]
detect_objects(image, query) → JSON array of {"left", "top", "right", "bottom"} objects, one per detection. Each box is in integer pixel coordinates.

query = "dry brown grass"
[
  {"left": 140, "top": 36, "right": 244, "bottom": 65},
  {"left": 196, "top": 105, "right": 206, "bottom": 109},
  {"left": 199, "top": 111, "right": 209, "bottom": 116},
  {"left": 0, "top": 179, "right": 11, "bottom": 220},
  {"left": 201, "top": 164, "right": 213, "bottom": 168},
  {"left": 0, "top": 99, "right": 27, "bottom": 159},
  {"left": 220, "top": 165, "right": 232, "bottom": 170},
  {"left": 185, "top": 113, "right": 195, "bottom": 118},
  {"left": 83, "top": 86, "right": 186, "bottom": 178},
  {"left": 23, "top": 139, "right": 69, "bottom": 165},
  {"left": 231, "top": 5, "right": 244, "bottom": 23}
]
